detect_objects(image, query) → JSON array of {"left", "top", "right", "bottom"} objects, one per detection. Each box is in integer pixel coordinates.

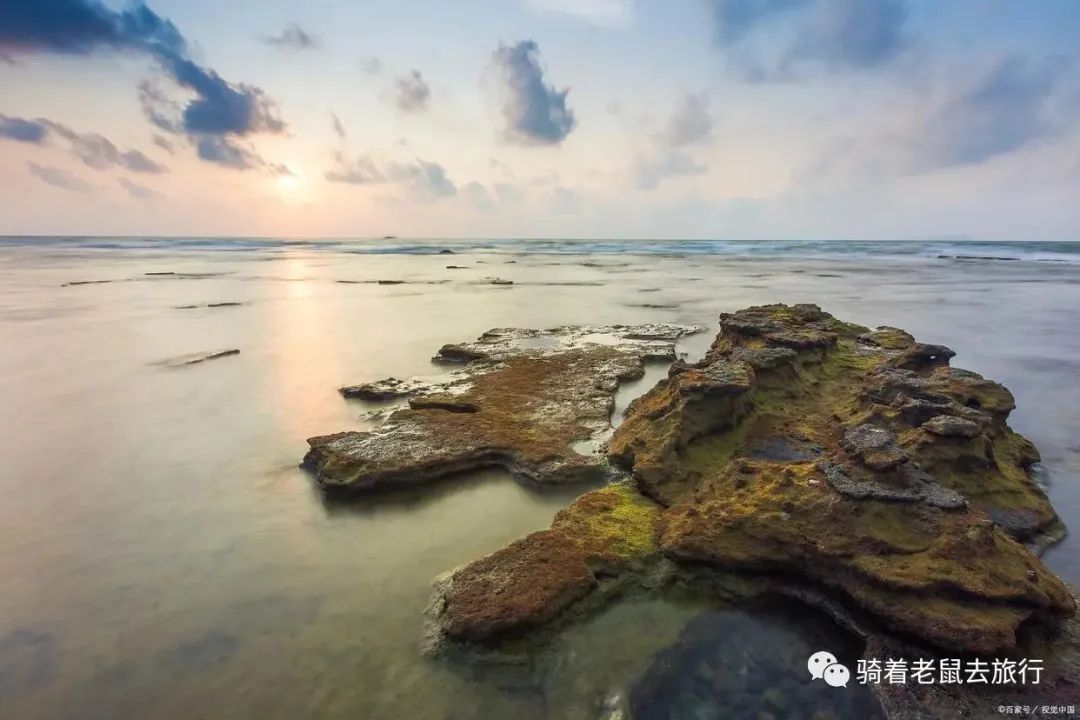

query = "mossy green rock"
[
  {"left": 418, "top": 306, "right": 1071, "bottom": 658},
  {"left": 611, "top": 304, "right": 1072, "bottom": 653},
  {"left": 430, "top": 484, "right": 661, "bottom": 641}
]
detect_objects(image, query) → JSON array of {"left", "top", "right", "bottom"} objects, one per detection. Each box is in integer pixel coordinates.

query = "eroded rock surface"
[
  {"left": 423, "top": 305, "right": 1072, "bottom": 662},
  {"left": 304, "top": 324, "right": 701, "bottom": 493},
  {"left": 609, "top": 304, "right": 1072, "bottom": 653},
  {"left": 430, "top": 483, "right": 661, "bottom": 642}
]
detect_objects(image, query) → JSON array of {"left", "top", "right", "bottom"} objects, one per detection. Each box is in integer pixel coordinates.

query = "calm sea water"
[{"left": 1, "top": 238, "right": 1078, "bottom": 719}]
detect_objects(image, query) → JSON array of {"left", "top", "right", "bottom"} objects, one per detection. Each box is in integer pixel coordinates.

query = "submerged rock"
[
  {"left": 156, "top": 349, "right": 240, "bottom": 367},
  {"left": 303, "top": 324, "right": 702, "bottom": 493},
  {"left": 176, "top": 301, "right": 244, "bottom": 310},
  {"left": 421, "top": 305, "right": 1073, "bottom": 665}
]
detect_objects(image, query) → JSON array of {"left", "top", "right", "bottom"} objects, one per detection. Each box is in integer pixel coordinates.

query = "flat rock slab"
[{"left": 304, "top": 324, "right": 702, "bottom": 493}]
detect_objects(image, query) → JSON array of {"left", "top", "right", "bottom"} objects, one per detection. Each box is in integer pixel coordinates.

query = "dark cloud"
[
  {"left": 0, "top": 0, "right": 185, "bottom": 56},
  {"left": 326, "top": 155, "right": 457, "bottom": 200},
  {"left": 394, "top": 70, "right": 431, "bottom": 113},
  {"left": 488, "top": 40, "right": 576, "bottom": 145},
  {"left": 152, "top": 134, "right": 175, "bottom": 153},
  {"left": 119, "top": 177, "right": 158, "bottom": 199},
  {"left": 163, "top": 55, "right": 284, "bottom": 136},
  {"left": 262, "top": 24, "right": 320, "bottom": 50},
  {"left": 708, "top": 0, "right": 909, "bottom": 78},
  {"left": 0, "top": 114, "right": 48, "bottom": 143},
  {"left": 0, "top": 113, "right": 166, "bottom": 172},
  {"left": 666, "top": 94, "right": 712, "bottom": 146},
  {"left": 0, "top": 0, "right": 285, "bottom": 169},
  {"left": 26, "top": 161, "right": 92, "bottom": 192}
]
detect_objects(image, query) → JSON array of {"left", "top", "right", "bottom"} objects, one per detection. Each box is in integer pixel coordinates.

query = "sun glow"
[
  {"left": 276, "top": 173, "right": 301, "bottom": 193},
  {"left": 273, "top": 171, "right": 315, "bottom": 206}
]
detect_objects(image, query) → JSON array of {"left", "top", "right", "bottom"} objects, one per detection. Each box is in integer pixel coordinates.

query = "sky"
[{"left": 1, "top": 0, "right": 1079, "bottom": 240}]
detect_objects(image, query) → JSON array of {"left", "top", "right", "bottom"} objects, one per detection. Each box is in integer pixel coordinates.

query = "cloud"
[
  {"left": 634, "top": 93, "right": 714, "bottom": 189},
  {"left": 634, "top": 150, "right": 708, "bottom": 190},
  {"left": 394, "top": 70, "right": 431, "bottom": 113},
  {"left": 527, "top": 0, "right": 635, "bottom": 28},
  {"left": 711, "top": 0, "right": 805, "bottom": 45},
  {"left": 325, "top": 155, "right": 384, "bottom": 185},
  {"left": 493, "top": 182, "right": 526, "bottom": 205},
  {"left": 47, "top": 123, "right": 166, "bottom": 172},
  {"left": 331, "top": 113, "right": 346, "bottom": 141},
  {"left": 463, "top": 182, "right": 496, "bottom": 212},
  {"left": 163, "top": 57, "right": 284, "bottom": 136},
  {"left": 0, "top": 0, "right": 185, "bottom": 56},
  {"left": 196, "top": 136, "right": 288, "bottom": 173},
  {"left": 397, "top": 160, "right": 457, "bottom": 200},
  {"left": 119, "top": 177, "right": 158, "bottom": 199},
  {"left": 0, "top": 0, "right": 285, "bottom": 169},
  {"left": 549, "top": 186, "right": 582, "bottom": 213},
  {"left": 488, "top": 40, "right": 576, "bottom": 145},
  {"left": 666, "top": 94, "right": 712, "bottom": 146},
  {"left": 0, "top": 114, "right": 166, "bottom": 172},
  {"left": 806, "top": 54, "right": 1071, "bottom": 187},
  {"left": 910, "top": 55, "right": 1065, "bottom": 169},
  {"left": 789, "top": 0, "right": 907, "bottom": 70},
  {"left": 262, "top": 24, "right": 320, "bottom": 50},
  {"left": 361, "top": 56, "right": 383, "bottom": 75},
  {"left": 708, "top": 0, "right": 909, "bottom": 78},
  {"left": 326, "top": 155, "right": 457, "bottom": 200},
  {"left": 0, "top": 114, "right": 48, "bottom": 143},
  {"left": 26, "top": 161, "right": 92, "bottom": 192}
]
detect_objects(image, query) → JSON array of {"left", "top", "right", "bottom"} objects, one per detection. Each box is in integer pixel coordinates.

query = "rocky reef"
[
  {"left": 303, "top": 324, "right": 702, "bottom": 492},
  {"left": 305, "top": 305, "right": 1078, "bottom": 717},
  {"left": 604, "top": 303, "right": 1071, "bottom": 654}
]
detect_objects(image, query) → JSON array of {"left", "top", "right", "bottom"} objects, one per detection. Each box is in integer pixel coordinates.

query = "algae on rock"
[
  {"left": 420, "top": 305, "right": 1072, "bottom": 659},
  {"left": 303, "top": 324, "right": 702, "bottom": 493}
]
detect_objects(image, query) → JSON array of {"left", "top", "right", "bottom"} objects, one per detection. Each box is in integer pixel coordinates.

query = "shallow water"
[{"left": 1, "top": 240, "right": 1078, "bottom": 718}]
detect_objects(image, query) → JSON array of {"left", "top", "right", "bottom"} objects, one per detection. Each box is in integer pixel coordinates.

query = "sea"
[{"left": 1, "top": 237, "right": 1078, "bottom": 719}]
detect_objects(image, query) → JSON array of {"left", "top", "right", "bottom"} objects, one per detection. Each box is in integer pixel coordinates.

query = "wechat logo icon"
[{"left": 808, "top": 650, "right": 850, "bottom": 688}]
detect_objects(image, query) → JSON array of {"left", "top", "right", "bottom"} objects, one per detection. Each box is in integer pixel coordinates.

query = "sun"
[
  {"left": 276, "top": 173, "right": 301, "bottom": 193},
  {"left": 273, "top": 172, "right": 312, "bottom": 205}
]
